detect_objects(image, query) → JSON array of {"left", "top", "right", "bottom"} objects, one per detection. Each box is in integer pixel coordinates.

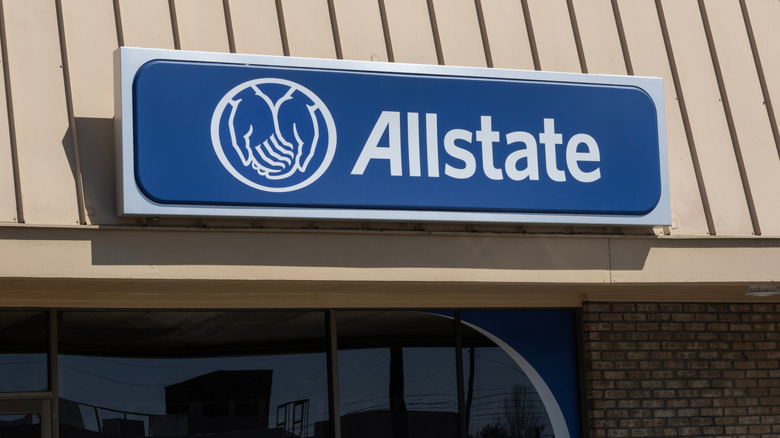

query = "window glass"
[
  {"left": 0, "top": 414, "right": 41, "bottom": 438},
  {"left": 461, "top": 310, "right": 579, "bottom": 438},
  {"left": 0, "top": 311, "right": 48, "bottom": 392},
  {"left": 59, "top": 311, "right": 330, "bottom": 438},
  {"left": 336, "top": 311, "right": 458, "bottom": 438}
]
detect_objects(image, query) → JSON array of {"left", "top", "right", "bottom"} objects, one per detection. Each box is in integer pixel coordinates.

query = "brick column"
[{"left": 583, "top": 303, "right": 780, "bottom": 437}]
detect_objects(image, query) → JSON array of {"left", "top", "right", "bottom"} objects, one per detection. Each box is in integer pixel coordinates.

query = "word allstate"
[{"left": 352, "top": 112, "right": 601, "bottom": 183}]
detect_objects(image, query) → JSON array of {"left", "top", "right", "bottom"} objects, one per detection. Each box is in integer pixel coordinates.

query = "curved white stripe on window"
[{"left": 461, "top": 321, "right": 571, "bottom": 438}]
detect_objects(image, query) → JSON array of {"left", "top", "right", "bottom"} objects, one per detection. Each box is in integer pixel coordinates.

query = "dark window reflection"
[
  {"left": 59, "top": 311, "right": 330, "bottom": 438},
  {"left": 337, "top": 311, "right": 458, "bottom": 438},
  {"left": 0, "top": 414, "right": 42, "bottom": 438},
  {"left": 461, "top": 312, "right": 554, "bottom": 438},
  {"left": 0, "top": 311, "right": 48, "bottom": 392}
]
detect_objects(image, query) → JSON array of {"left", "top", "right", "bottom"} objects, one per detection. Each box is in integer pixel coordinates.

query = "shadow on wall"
[
  {"left": 72, "top": 117, "right": 116, "bottom": 224},
  {"left": 51, "top": 118, "right": 658, "bottom": 271},
  {"left": 63, "top": 117, "right": 141, "bottom": 225},
  {"left": 85, "top": 232, "right": 779, "bottom": 270},
  {"left": 86, "top": 229, "right": 631, "bottom": 270}
]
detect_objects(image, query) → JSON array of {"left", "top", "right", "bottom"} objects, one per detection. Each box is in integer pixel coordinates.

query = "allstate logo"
[{"left": 211, "top": 78, "right": 336, "bottom": 192}]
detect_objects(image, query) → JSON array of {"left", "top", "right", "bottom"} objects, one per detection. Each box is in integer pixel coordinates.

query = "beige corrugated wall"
[
  {"left": 0, "top": 0, "right": 780, "bottom": 309},
  {"left": 1, "top": 0, "right": 779, "bottom": 236}
]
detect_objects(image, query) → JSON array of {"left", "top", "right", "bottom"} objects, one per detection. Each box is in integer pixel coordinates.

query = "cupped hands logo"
[{"left": 211, "top": 78, "right": 336, "bottom": 192}]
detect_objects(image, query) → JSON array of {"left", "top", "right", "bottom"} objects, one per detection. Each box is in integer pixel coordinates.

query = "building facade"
[{"left": 1, "top": 0, "right": 780, "bottom": 437}]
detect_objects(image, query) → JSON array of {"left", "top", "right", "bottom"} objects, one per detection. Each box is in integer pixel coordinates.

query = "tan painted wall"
[
  {"left": 0, "top": 0, "right": 779, "bottom": 307},
  {"left": 0, "top": 0, "right": 776, "bottom": 236},
  {"left": 1, "top": 226, "right": 779, "bottom": 307}
]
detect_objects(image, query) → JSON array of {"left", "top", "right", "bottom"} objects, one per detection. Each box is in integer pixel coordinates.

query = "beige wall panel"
[
  {"left": 4, "top": 227, "right": 780, "bottom": 289},
  {"left": 279, "top": 0, "right": 336, "bottom": 59},
  {"left": 525, "top": 0, "right": 581, "bottom": 73},
  {"left": 116, "top": 0, "right": 175, "bottom": 49},
  {"left": 610, "top": 238, "right": 780, "bottom": 284},
  {"left": 332, "top": 0, "right": 388, "bottom": 61},
  {"left": 0, "top": 226, "right": 611, "bottom": 285},
  {"left": 62, "top": 0, "right": 117, "bottom": 117},
  {"left": 745, "top": 1, "right": 780, "bottom": 148},
  {"left": 61, "top": 0, "right": 133, "bottom": 226},
  {"left": 382, "top": 0, "right": 438, "bottom": 64},
  {"left": 571, "top": 0, "right": 625, "bottom": 75},
  {"left": 479, "top": 0, "right": 534, "bottom": 70},
  {"left": 3, "top": 0, "right": 80, "bottom": 224},
  {"left": 0, "top": 35, "right": 16, "bottom": 222},
  {"left": 227, "top": 0, "right": 284, "bottom": 55},
  {"left": 430, "top": 0, "right": 485, "bottom": 67},
  {"left": 617, "top": 0, "right": 708, "bottom": 236},
  {"left": 661, "top": 0, "right": 752, "bottom": 236},
  {"left": 173, "top": 0, "right": 230, "bottom": 52},
  {"left": 704, "top": 0, "right": 780, "bottom": 237}
]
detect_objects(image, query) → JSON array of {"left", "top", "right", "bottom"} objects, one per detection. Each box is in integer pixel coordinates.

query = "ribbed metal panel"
[{"left": 1, "top": 0, "right": 777, "bottom": 236}]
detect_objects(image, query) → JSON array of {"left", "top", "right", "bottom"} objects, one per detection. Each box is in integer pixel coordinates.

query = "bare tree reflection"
[
  {"left": 504, "top": 385, "right": 545, "bottom": 438},
  {"left": 474, "top": 384, "right": 546, "bottom": 438},
  {"left": 476, "top": 422, "right": 509, "bottom": 438}
]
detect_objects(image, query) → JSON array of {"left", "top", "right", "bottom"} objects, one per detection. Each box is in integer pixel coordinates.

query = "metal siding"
[
  {"left": 226, "top": 0, "right": 284, "bottom": 56},
  {"left": 0, "top": 13, "right": 17, "bottom": 222},
  {"left": 661, "top": 0, "right": 753, "bottom": 236},
  {"left": 331, "top": 0, "right": 388, "bottom": 61},
  {"left": 0, "top": 0, "right": 771, "bottom": 240},
  {"left": 61, "top": 0, "right": 131, "bottom": 226},
  {"left": 704, "top": 0, "right": 780, "bottom": 236},
  {"left": 617, "top": 0, "right": 709, "bottom": 236},
  {"left": 3, "top": 0, "right": 80, "bottom": 224},
  {"left": 116, "top": 0, "right": 175, "bottom": 49},
  {"left": 525, "top": 0, "right": 582, "bottom": 73},
  {"left": 571, "top": 0, "right": 626, "bottom": 75},
  {"left": 172, "top": 0, "right": 230, "bottom": 52},
  {"left": 382, "top": 0, "right": 438, "bottom": 64},
  {"left": 478, "top": 0, "right": 535, "bottom": 70},
  {"left": 278, "top": 0, "right": 337, "bottom": 59},
  {"left": 744, "top": 0, "right": 780, "bottom": 180},
  {"left": 430, "top": 0, "right": 486, "bottom": 67}
]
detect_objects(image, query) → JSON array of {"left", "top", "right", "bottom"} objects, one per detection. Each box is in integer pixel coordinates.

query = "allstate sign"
[{"left": 115, "top": 47, "right": 670, "bottom": 225}]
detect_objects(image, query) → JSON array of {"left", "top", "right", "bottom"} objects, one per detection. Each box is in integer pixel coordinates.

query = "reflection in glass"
[
  {"left": 461, "top": 313, "right": 554, "bottom": 438},
  {"left": 59, "top": 311, "right": 330, "bottom": 438},
  {"left": 461, "top": 346, "right": 552, "bottom": 438},
  {"left": 52, "top": 309, "right": 578, "bottom": 438},
  {"left": 0, "top": 311, "right": 48, "bottom": 392},
  {"left": 0, "top": 414, "right": 42, "bottom": 438},
  {"left": 337, "top": 311, "right": 458, "bottom": 438}
]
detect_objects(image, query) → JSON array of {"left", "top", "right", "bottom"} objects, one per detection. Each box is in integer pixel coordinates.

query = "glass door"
[{"left": 0, "top": 399, "right": 50, "bottom": 438}]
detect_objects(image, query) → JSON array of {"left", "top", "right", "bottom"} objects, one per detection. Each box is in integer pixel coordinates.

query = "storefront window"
[
  {"left": 336, "top": 311, "right": 459, "bottom": 438},
  {"left": 52, "top": 309, "right": 581, "bottom": 438},
  {"left": 58, "top": 311, "right": 330, "bottom": 438},
  {"left": 0, "top": 311, "right": 48, "bottom": 392},
  {"left": 461, "top": 311, "right": 580, "bottom": 438}
]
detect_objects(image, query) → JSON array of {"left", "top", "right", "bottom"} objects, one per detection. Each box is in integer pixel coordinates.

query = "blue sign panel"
[{"left": 116, "top": 48, "right": 669, "bottom": 225}]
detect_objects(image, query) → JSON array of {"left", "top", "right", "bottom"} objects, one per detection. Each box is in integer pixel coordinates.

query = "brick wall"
[{"left": 583, "top": 303, "right": 780, "bottom": 437}]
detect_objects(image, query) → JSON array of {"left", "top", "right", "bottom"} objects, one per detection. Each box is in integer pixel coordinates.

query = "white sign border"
[{"left": 115, "top": 47, "right": 671, "bottom": 226}]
